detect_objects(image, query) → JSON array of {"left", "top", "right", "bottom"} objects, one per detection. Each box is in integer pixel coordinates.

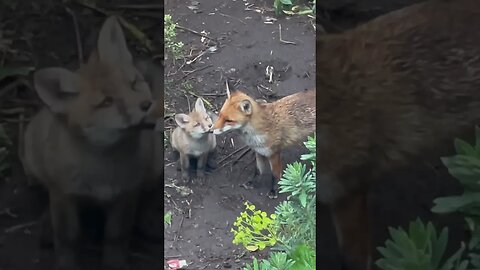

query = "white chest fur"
[{"left": 241, "top": 124, "right": 272, "bottom": 157}]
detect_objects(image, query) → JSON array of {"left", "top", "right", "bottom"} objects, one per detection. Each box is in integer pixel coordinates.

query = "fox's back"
[{"left": 264, "top": 89, "right": 316, "bottom": 149}]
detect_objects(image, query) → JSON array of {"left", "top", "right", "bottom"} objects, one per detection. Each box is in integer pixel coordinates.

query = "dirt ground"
[{"left": 0, "top": 0, "right": 470, "bottom": 270}]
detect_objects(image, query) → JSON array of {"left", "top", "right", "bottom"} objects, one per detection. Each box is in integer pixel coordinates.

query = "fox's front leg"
[
  {"left": 196, "top": 152, "right": 208, "bottom": 185},
  {"left": 102, "top": 191, "right": 138, "bottom": 270},
  {"left": 267, "top": 152, "right": 281, "bottom": 199},
  {"left": 179, "top": 153, "right": 191, "bottom": 183},
  {"left": 49, "top": 192, "right": 81, "bottom": 270},
  {"left": 331, "top": 191, "right": 372, "bottom": 270},
  {"left": 242, "top": 153, "right": 269, "bottom": 189}
]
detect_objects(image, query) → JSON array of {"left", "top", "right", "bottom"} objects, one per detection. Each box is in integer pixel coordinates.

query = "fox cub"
[
  {"left": 171, "top": 98, "right": 217, "bottom": 183},
  {"left": 23, "top": 16, "right": 154, "bottom": 270},
  {"left": 212, "top": 89, "right": 316, "bottom": 198}
]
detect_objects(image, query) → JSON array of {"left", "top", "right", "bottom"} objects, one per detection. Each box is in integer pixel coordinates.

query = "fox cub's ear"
[
  {"left": 34, "top": 67, "right": 81, "bottom": 114},
  {"left": 175, "top": 114, "right": 190, "bottom": 128},
  {"left": 195, "top": 98, "right": 207, "bottom": 113},
  {"left": 97, "top": 16, "right": 136, "bottom": 81},
  {"left": 239, "top": 100, "right": 252, "bottom": 115}
]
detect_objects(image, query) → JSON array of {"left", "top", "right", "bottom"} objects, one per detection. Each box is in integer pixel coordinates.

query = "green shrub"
[{"left": 377, "top": 126, "right": 480, "bottom": 270}]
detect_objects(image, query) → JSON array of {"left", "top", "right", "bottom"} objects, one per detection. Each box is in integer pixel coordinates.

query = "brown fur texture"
[{"left": 316, "top": 0, "right": 480, "bottom": 269}]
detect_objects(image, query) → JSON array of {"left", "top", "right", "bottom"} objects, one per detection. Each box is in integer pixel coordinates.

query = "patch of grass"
[
  {"left": 164, "top": 211, "right": 172, "bottom": 227},
  {"left": 164, "top": 14, "right": 184, "bottom": 60}
]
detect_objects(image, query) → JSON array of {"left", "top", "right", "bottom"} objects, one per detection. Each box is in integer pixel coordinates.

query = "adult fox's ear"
[{"left": 239, "top": 100, "right": 252, "bottom": 115}]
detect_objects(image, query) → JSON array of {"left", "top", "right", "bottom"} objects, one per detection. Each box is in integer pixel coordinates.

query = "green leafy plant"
[
  {"left": 377, "top": 126, "right": 480, "bottom": 270},
  {"left": 377, "top": 219, "right": 468, "bottom": 270},
  {"left": 243, "top": 244, "right": 315, "bottom": 270},
  {"left": 164, "top": 14, "right": 184, "bottom": 60},
  {"left": 273, "top": 0, "right": 316, "bottom": 16},
  {"left": 231, "top": 201, "right": 278, "bottom": 251},
  {"left": 275, "top": 134, "right": 316, "bottom": 251},
  {"left": 164, "top": 211, "right": 172, "bottom": 227}
]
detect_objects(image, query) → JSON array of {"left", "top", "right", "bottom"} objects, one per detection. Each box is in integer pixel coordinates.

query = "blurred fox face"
[
  {"left": 175, "top": 98, "right": 214, "bottom": 138},
  {"left": 33, "top": 16, "right": 153, "bottom": 146}
]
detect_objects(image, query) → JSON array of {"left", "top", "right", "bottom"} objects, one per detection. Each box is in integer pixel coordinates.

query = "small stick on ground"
[
  {"left": 4, "top": 221, "right": 38, "bottom": 233},
  {"left": 176, "top": 25, "right": 218, "bottom": 44},
  {"left": 65, "top": 7, "right": 84, "bottom": 64},
  {"left": 201, "top": 92, "right": 226, "bottom": 97},
  {"left": 0, "top": 208, "right": 18, "bottom": 218},
  {"left": 177, "top": 64, "right": 213, "bottom": 82},
  {"left": 278, "top": 24, "right": 296, "bottom": 45},
  {"left": 217, "top": 145, "right": 249, "bottom": 165},
  {"left": 172, "top": 216, "right": 185, "bottom": 247},
  {"left": 232, "top": 147, "right": 252, "bottom": 166},
  {"left": 218, "top": 12, "right": 246, "bottom": 25}
]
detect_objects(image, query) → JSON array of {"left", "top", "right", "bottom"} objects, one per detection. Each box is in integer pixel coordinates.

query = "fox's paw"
[
  {"left": 196, "top": 171, "right": 206, "bottom": 185},
  {"left": 241, "top": 180, "right": 255, "bottom": 190},
  {"left": 267, "top": 189, "right": 278, "bottom": 199},
  {"left": 181, "top": 172, "right": 191, "bottom": 184}
]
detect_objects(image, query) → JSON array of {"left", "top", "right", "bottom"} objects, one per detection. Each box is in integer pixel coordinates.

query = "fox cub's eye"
[{"left": 97, "top": 96, "right": 114, "bottom": 108}]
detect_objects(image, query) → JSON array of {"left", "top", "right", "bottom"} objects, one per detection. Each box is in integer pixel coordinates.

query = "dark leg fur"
[
  {"left": 102, "top": 192, "right": 139, "bottom": 270},
  {"left": 50, "top": 192, "right": 81, "bottom": 270}
]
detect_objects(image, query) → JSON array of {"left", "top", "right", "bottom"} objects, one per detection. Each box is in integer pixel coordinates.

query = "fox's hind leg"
[{"left": 50, "top": 192, "right": 81, "bottom": 270}]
